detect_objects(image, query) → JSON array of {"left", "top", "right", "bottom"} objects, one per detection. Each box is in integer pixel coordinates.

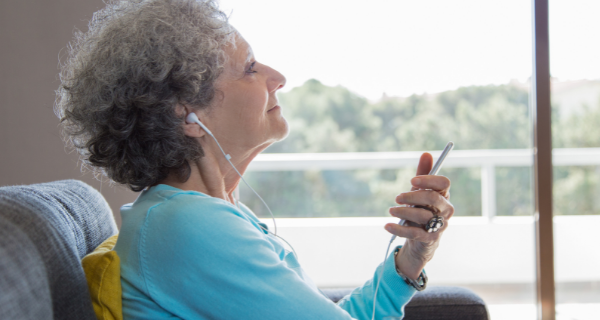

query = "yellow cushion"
[{"left": 82, "top": 234, "right": 123, "bottom": 320}]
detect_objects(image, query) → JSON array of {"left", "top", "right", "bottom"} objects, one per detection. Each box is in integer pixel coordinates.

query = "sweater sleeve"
[
  {"left": 337, "top": 246, "right": 417, "bottom": 319},
  {"left": 138, "top": 193, "right": 416, "bottom": 320}
]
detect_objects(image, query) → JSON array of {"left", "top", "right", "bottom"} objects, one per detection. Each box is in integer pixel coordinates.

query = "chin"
[{"left": 274, "top": 118, "right": 290, "bottom": 142}]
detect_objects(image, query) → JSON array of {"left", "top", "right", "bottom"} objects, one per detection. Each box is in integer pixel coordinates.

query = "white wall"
[{"left": 267, "top": 216, "right": 600, "bottom": 287}]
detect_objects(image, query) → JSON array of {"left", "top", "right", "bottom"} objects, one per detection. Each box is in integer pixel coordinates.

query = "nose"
[{"left": 267, "top": 66, "right": 286, "bottom": 93}]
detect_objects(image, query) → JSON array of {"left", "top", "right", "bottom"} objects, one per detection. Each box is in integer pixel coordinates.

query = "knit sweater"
[{"left": 114, "top": 184, "right": 416, "bottom": 319}]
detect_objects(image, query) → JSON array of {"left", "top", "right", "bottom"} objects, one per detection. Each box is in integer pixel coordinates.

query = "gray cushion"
[
  {"left": 321, "top": 286, "right": 489, "bottom": 320},
  {"left": 0, "top": 180, "right": 117, "bottom": 320},
  {"left": 404, "top": 286, "right": 489, "bottom": 320}
]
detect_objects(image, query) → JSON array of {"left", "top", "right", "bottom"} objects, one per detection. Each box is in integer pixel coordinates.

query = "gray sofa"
[{"left": 0, "top": 180, "right": 489, "bottom": 320}]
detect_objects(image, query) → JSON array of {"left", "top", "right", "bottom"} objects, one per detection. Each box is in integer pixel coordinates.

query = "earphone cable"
[
  {"left": 371, "top": 237, "right": 394, "bottom": 320},
  {"left": 208, "top": 132, "right": 278, "bottom": 236},
  {"left": 188, "top": 113, "right": 297, "bottom": 264},
  {"left": 263, "top": 228, "right": 299, "bottom": 262}
]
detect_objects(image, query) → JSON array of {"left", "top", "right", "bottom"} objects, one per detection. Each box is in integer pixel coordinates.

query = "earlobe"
[
  {"left": 177, "top": 104, "right": 206, "bottom": 138},
  {"left": 183, "top": 117, "right": 206, "bottom": 138}
]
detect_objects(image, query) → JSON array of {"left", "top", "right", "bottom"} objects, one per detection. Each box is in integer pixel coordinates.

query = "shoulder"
[
  {"left": 136, "top": 187, "right": 270, "bottom": 273},
  {"left": 137, "top": 188, "right": 275, "bottom": 278},
  {"left": 137, "top": 187, "right": 267, "bottom": 249},
  {"left": 153, "top": 189, "right": 238, "bottom": 215},
  {"left": 145, "top": 189, "right": 253, "bottom": 233}
]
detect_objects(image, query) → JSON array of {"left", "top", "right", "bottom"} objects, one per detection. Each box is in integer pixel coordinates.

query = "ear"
[{"left": 177, "top": 104, "right": 207, "bottom": 138}]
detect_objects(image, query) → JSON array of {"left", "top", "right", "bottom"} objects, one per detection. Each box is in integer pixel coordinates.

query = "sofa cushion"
[
  {"left": 82, "top": 234, "right": 122, "bottom": 320},
  {"left": 0, "top": 180, "right": 118, "bottom": 320}
]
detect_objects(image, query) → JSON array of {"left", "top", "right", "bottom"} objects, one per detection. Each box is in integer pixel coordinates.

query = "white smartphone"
[
  {"left": 393, "top": 141, "right": 454, "bottom": 238},
  {"left": 428, "top": 141, "right": 454, "bottom": 176}
]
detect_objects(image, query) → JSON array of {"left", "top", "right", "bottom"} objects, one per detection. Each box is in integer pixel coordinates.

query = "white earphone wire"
[
  {"left": 187, "top": 113, "right": 278, "bottom": 235},
  {"left": 371, "top": 237, "right": 394, "bottom": 320}
]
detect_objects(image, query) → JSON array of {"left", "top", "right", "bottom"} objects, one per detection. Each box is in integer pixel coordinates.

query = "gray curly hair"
[{"left": 55, "top": 0, "right": 235, "bottom": 192}]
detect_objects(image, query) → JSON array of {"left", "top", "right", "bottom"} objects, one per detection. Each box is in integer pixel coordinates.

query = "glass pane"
[
  {"left": 550, "top": 0, "right": 600, "bottom": 318},
  {"left": 223, "top": 0, "right": 536, "bottom": 317}
]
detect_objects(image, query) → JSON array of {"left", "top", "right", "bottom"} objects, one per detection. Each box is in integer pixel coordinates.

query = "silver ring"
[{"left": 425, "top": 216, "right": 444, "bottom": 233}]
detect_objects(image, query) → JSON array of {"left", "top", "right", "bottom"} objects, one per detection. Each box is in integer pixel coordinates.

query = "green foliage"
[
  {"left": 553, "top": 166, "right": 600, "bottom": 215},
  {"left": 267, "top": 79, "right": 378, "bottom": 153},
  {"left": 496, "top": 167, "right": 533, "bottom": 216},
  {"left": 240, "top": 79, "right": 600, "bottom": 218},
  {"left": 554, "top": 101, "right": 600, "bottom": 148},
  {"left": 269, "top": 80, "right": 531, "bottom": 153}
]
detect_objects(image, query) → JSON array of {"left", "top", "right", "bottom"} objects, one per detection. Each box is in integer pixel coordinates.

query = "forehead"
[{"left": 224, "top": 34, "right": 254, "bottom": 69}]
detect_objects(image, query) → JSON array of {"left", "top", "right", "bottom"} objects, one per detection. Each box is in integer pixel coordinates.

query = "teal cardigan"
[{"left": 114, "top": 184, "right": 416, "bottom": 319}]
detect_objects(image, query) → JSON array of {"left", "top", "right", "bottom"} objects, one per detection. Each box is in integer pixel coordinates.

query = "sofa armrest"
[
  {"left": 0, "top": 179, "right": 117, "bottom": 320},
  {"left": 403, "top": 286, "right": 489, "bottom": 320},
  {"left": 320, "top": 286, "right": 489, "bottom": 320},
  {"left": 0, "top": 215, "right": 52, "bottom": 320}
]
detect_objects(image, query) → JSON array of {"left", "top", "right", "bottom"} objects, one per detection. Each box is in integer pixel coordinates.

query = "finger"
[
  {"left": 411, "top": 153, "right": 433, "bottom": 191},
  {"left": 411, "top": 175, "right": 451, "bottom": 194},
  {"left": 389, "top": 206, "right": 435, "bottom": 225},
  {"left": 396, "top": 190, "right": 450, "bottom": 212},
  {"left": 396, "top": 190, "right": 445, "bottom": 207},
  {"left": 416, "top": 153, "right": 433, "bottom": 176},
  {"left": 384, "top": 222, "right": 444, "bottom": 243}
]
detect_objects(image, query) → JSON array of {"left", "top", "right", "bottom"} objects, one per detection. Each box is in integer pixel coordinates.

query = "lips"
[{"left": 268, "top": 105, "right": 280, "bottom": 112}]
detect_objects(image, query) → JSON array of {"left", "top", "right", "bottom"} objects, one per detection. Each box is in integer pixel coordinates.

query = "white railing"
[
  {"left": 245, "top": 148, "right": 600, "bottom": 287},
  {"left": 248, "top": 148, "right": 600, "bottom": 219}
]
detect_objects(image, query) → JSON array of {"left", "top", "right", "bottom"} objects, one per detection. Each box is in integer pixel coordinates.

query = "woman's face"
[{"left": 201, "top": 34, "right": 288, "bottom": 154}]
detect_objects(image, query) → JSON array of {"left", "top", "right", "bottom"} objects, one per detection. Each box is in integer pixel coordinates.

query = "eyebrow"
[{"left": 245, "top": 46, "right": 255, "bottom": 64}]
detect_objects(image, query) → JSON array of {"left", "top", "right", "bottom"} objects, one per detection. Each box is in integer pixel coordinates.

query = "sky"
[{"left": 218, "top": 0, "right": 600, "bottom": 100}]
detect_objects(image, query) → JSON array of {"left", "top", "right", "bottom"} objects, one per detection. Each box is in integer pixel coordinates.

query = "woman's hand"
[{"left": 385, "top": 153, "right": 454, "bottom": 280}]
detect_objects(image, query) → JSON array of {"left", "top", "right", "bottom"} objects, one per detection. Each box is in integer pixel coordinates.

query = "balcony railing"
[
  {"left": 243, "top": 148, "right": 600, "bottom": 288},
  {"left": 248, "top": 147, "right": 600, "bottom": 219}
]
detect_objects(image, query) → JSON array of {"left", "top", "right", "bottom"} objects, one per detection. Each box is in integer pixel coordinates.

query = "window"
[
  {"left": 221, "top": 0, "right": 597, "bottom": 318},
  {"left": 550, "top": 0, "right": 600, "bottom": 318}
]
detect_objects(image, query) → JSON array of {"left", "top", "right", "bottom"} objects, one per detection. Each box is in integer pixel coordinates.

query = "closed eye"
[{"left": 246, "top": 61, "right": 257, "bottom": 74}]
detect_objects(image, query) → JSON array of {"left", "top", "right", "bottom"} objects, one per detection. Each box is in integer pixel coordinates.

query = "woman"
[{"left": 55, "top": 0, "right": 454, "bottom": 319}]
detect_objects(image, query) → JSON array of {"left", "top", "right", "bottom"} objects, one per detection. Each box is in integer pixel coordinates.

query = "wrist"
[
  {"left": 394, "top": 248, "right": 428, "bottom": 291},
  {"left": 395, "top": 246, "right": 426, "bottom": 280}
]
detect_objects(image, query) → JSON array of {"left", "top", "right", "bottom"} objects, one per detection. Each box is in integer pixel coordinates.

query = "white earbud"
[{"left": 186, "top": 113, "right": 213, "bottom": 137}]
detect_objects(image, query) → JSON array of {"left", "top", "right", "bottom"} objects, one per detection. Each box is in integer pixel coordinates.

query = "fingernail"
[
  {"left": 413, "top": 177, "right": 421, "bottom": 185},
  {"left": 385, "top": 224, "right": 393, "bottom": 232}
]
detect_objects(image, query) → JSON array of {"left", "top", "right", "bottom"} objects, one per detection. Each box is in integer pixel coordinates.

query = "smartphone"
[
  {"left": 428, "top": 141, "right": 454, "bottom": 176},
  {"left": 393, "top": 142, "right": 454, "bottom": 237}
]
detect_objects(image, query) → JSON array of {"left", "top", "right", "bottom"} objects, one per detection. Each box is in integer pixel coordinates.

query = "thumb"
[{"left": 416, "top": 152, "right": 433, "bottom": 176}]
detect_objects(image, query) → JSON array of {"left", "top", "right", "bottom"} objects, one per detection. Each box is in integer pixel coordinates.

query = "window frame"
[{"left": 532, "top": 0, "right": 555, "bottom": 319}]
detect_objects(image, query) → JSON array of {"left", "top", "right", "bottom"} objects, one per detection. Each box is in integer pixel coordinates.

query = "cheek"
[
  {"left": 248, "top": 89, "right": 269, "bottom": 112},
  {"left": 223, "top": 90, "right": 269, "bottom": 134},
  {"left": 228, "top": 84, "right": 268, "bottom": 112},
  {"left": 240, "top": 90, "right": 270, "bottom": 125}
]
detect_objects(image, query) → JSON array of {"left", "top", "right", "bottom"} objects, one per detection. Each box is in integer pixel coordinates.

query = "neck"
[{"left": 160, "top": 141, "right": 269, "bottom": 204}]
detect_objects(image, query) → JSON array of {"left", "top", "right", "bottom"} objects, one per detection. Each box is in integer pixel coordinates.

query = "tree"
[{"left": 242, "top": 79, "right": 600, "bottom": 217}]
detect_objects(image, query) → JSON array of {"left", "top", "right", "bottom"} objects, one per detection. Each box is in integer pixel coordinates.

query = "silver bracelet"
[{"left": 394, "top": 249, "right": 428, "bottom": 291}]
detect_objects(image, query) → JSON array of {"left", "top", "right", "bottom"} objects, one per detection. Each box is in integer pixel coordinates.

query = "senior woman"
[{"left": 56, "top": 0, "right": 453, "bottom": 319}]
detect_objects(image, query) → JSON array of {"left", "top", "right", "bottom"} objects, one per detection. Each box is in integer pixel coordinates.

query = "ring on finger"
[
  {"left": 425, "top": 215, "right": 444, "bottom": 233},
  {"left": 413, "top": 205, "right": 443, "bottom": 232}
]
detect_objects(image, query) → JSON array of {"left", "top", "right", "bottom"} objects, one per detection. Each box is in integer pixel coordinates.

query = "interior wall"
[{"left": 0, "top": 0, "right": 138, "bottom": 227}]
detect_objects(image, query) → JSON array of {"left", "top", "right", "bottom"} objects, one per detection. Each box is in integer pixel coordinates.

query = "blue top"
[{"left": 114, "top": 184, "right": 417, "bottom": 319}]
